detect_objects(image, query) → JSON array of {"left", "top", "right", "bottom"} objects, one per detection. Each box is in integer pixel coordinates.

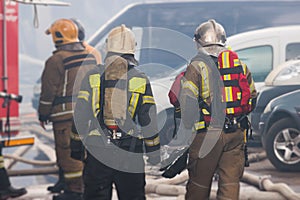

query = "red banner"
[{"left": 0, "top": 0, "right": 19, "bottom": 134}]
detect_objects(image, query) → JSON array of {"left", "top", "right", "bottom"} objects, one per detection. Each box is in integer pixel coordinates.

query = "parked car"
[
  {"left": 250, "top": 59, "right": 300, "bottom": 134},
  {"left": 259, "top": 89, "right": 300, "bottom": 171}
]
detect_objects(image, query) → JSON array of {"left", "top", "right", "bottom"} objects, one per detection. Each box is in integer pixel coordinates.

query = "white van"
[{"left": 87, "top": 1, "right": 300, "bottom": 144}]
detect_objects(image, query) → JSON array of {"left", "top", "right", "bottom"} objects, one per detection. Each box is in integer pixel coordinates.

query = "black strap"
[
  {"left": 64, "top": 60, "right": 97, "bottom": 70},
  {"left": 104, "top": 79, "right": 127, "bottom": 90},
  {"left": 63, "top": 54, "right": 95, "bottom": 63},
  {"left": 218, "top": 65, "right": 243, "bottom": 76}
]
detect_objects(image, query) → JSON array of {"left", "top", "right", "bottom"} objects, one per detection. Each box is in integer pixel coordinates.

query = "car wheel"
[{"left": 265, "top": 118, "right": 300, "bottom": 172}]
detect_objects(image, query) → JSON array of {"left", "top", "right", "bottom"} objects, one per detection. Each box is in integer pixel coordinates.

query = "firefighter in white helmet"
[
  {"left": 71, "top": 24, "right": 161, "bottom": 199},
  {"left": 180, "top": 19, "right": 257, "bottom": 200},
  {"left": 38, "top": 18, "right": 98, "bottom": 200}
]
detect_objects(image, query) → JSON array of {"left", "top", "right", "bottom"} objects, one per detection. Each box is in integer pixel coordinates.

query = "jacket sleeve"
[
  {"left": 180, "top": 61, "right": 203, "bottom": 129},
  {"left": 241, "top": 62, "right": 258, "bottom": 110},
  {"left": 136, "top": 78, "right": 160, "bottom": 153},
  {"left": 38, "top": 56, "right": 63, "bottom": 121}
]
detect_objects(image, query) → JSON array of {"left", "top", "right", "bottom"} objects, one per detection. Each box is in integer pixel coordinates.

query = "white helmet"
[{"left": 106, "top": 24, "right": 136, "bottom": 54}]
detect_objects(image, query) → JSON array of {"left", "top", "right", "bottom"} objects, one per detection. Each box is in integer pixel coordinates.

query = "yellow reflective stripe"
[
  {"left": 248, "top": 99, "right": 252, "bottom": 105},
  {"left": 198, "top": 62, "right": 210, "bottom": 99},
  {"left": 64, "top": 171, "right": 83, "bottom": 179},
  {"left": 223, "top": 74, "right": 231, "bottom": 81},
  {"left": 78, "top": 90, "right": 89, "bottom": 102},
  {"left": 234, "top": 59, "right": 240, "bottom": 67},
  {"left": 128, "top": 93, "right": 140, "bottom": 118},
  {"left": 0, "top": 156, "right": 4, "bottom": 168},
  {"left": 202, "top": 108, "right": 210, "bottom": 115},
  {"left": 237, "top": 92, "right": 241, "bottom": 100},
  {"left": 70, "top": 132, "right": 81, "bottom": 141},
  {"left": 143, "top": 95, "right": 155, "bottom": 104},
  {"left": 222, "top": 51, "right": 230, "bottom": 68},
  {"left": 144, "top": 136, "right": 160, "bottom": 147},
  {"left": 194, "top": 121, "right": 205, "bottom": 130},
  {"left": 92, "top": 87, "right": 100, "bottom": 117},
  {"left": 89, "top": 74, "right": 100, "bottom": 87},
  {"left": 88, "top": 129, "right": 102, "bottom": 136},
  {"left": 225, "top": 87, "right": 233, "bottom": 102},
  {"left": 183, "top": 81, "right": 199, "bottom": 97},
  {"left": 129, "top": 77, "right": 146, "bottom": 94},
  {"left": 242, "top": 63, "right": 247, "bottom": 75},
  {"left": 227, "top": 107, "right": 235, "bottom": 114}
]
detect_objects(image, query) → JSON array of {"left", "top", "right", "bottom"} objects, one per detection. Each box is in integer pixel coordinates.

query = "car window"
[
  {"left": 236, "top": 45, "right": 273, "bottom": 82},
  {"left": 273, "top": 61, "right": 300, "bottom": 85},
  {"left": 286, "top": 43, "right": 300, "bottom": 61}
]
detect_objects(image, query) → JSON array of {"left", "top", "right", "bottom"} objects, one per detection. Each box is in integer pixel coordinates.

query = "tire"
[{"left": 265, "top": 118, "right": 300, "bottom": 172}]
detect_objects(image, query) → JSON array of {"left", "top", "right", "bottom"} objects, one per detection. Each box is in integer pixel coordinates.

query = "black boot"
[
  {"left": 52, "top": 190, "right": 83, "bottom": 200},
  {"left": 0, "top": 168, "right": 27, "bottom": 200},
  {"left": 48, "top": 167, "right": 65, "bottom": 193}
]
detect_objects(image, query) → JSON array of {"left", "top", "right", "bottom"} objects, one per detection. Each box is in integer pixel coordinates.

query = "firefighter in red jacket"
[
  {"left": 38, "top": 18, "right": 97, "bottom": 200},
  {"left": 180, "top": 19, "right": 257, "bottom": 200},
  {"left": 70, "top": 24, "right": 161, "bottom": 200}
]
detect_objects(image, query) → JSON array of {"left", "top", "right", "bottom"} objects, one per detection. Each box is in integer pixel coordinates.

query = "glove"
[
  {"left": 147, "top": 150, "right": 161, "bottom": 166},
  {"left": 70, "top": 139, "right": 86, "bottom": 161}
]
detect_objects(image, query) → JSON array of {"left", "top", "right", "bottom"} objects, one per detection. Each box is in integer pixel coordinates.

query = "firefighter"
[
  {"left": 0, "top": 149, "right": 27, "bottom": 200},
  {"left": 71, "top": 24, "right": 161, "bottom": 200},
  {"left": 46, "top": 18, "right": 102, "bottom": 194},
  {"left": 38, "top": 18, "right": 98, "bottom": 200},
  {"left": 180, "top": 19, "right": 257, "bottom": 200}
]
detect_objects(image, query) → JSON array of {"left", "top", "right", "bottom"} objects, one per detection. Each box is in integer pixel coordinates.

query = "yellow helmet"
[
  {"left": 45, "top": 18, "right": 79, "bottom": 46},
  {"left": 106, "top": 24, "right": 136, "bottom": 54}
]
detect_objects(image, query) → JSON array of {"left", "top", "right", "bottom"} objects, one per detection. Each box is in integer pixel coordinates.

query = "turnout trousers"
[
  {"left": 53, "top": 120, "right": 84, "bottom": 193},
  {"left": 83, "top": 151, "right": 146, "bottom": 200},
  {"left": 185, "top": 128, "right": 245, "bottom": 200}
]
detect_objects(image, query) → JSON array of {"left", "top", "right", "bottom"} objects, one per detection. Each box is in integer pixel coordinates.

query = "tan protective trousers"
[
  {"left": 53, "top": 120, "right": 84, "bottom": 193},
  {"left": 185, "top": 128, "right": 245, "bottom": 200}
]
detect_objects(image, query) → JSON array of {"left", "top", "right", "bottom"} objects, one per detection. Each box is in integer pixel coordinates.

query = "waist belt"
[{"left": 53, "top": 96, "right": 76, "bottom": 106}]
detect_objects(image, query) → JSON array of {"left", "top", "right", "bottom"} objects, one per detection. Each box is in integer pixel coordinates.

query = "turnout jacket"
[
  {"left": 38, "top": 42, "right": 98, "bottom": 122},
  {"left": 181, "top": 48, "right": 257, "bottom": 131},
  {"left": 72, "top": 56, "right": 160, "bottom": 153}
]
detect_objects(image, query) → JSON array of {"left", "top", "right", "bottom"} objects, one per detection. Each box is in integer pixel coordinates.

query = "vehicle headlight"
[{"left": 263, "top": 103, "right": 272, "bottom": 114}]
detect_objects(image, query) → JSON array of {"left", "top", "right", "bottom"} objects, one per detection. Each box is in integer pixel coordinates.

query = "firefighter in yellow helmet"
[
  {"left": 38, "top": 18, "right": 98, "bottom": 200},
  {"left": 70, "top": 24, "right": 161, "bottom": 199},
  {"left": 180, "top": 19, "right": 257, "bottom": 200}
]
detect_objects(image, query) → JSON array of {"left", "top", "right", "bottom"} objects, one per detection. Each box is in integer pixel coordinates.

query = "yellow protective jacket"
[
  {"left": 38, "top": 42, "right": 98, "bottom": 122},
  {"left": 181, "top": 49, "right": 257, "bottom": 132},
  {"left": 72, "top": 55, "right": 160, "bottom": 153}
]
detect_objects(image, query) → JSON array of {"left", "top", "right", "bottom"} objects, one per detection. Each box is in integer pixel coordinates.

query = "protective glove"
[
  {"left": 70, "top": 139, "right": 86, "bottom": 161},
  {"left": 147, "top": 150, "right": 161, "bottom": 166}
]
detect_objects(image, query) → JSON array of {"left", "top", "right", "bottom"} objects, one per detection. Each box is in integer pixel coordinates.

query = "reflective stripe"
[
  {"left": 70, "top": 132, "right": 81, "bottom": 141},
  {"left": 128, "top": 93, "right": 140, "bottom": 118},
  {"left": 226, "top": 107, "right": 235, "bottom": 114},
  {"left": 89, "top": 74, "right": 101, "bottom": 117},
  {"left": 88, "top": 129, "right": 102, "bottom": 136},
  {"left": 78, "top": 90, "right": 89, "bottom": 102},
  {"left": 237, "top": 92, "right": 241, "bottom": 100},
  {"left": 129, "top": 77, "right": 146, "bottom": 94},
  {"left": 144, "top": 136, "right": 160, "bottom": 147},
  {"left": 64, "top": 171, "right": 83, "bottom": 179},
  {"left": 202, "top": 108, "right": 210, "bottom": 115},
  {"left": 92, "top": 87, "right": 100, "bottom": 117},
  {"left": 242, "top": 63, "right": 247, "bottom": 75},
  {"left": 183, "top": 81, "right": 199, "bottom": 97},
  {"left": 223, "top": 74, "right": 231, "bottom": 81},
  {"left": 222, "top": 51, "right": 230, "bottom": 68},
  {"left": 198, "top": 62, "right": 210, "bottom": 99},
  {"left": 234, "top": 59, "right": 240, "bottom": 67},
  {"left": 51, "top": 110, "right": 73, "bottom": 117},
  {"left": 194, "top": 121, "right": 205, "bottom": 130},
  {"left": 40, "top": 100, "right": 52, "bottom": 105},
  {"left": 62, "top": 69, "right": 69, "bottom": 111},
  {"left": 0, "top": 156, "right": 4, "bottom": 168},
  {"left": 225, "top": 87, "right": 233, "bottom": 102},
  {"left": 143, "top": 95, "right": 155, "bottom": 104}
]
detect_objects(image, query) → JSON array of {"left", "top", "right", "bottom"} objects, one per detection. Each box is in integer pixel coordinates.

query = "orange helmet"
[{"left": 45, "top": 18, "right": 79, "bottom": 46}]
